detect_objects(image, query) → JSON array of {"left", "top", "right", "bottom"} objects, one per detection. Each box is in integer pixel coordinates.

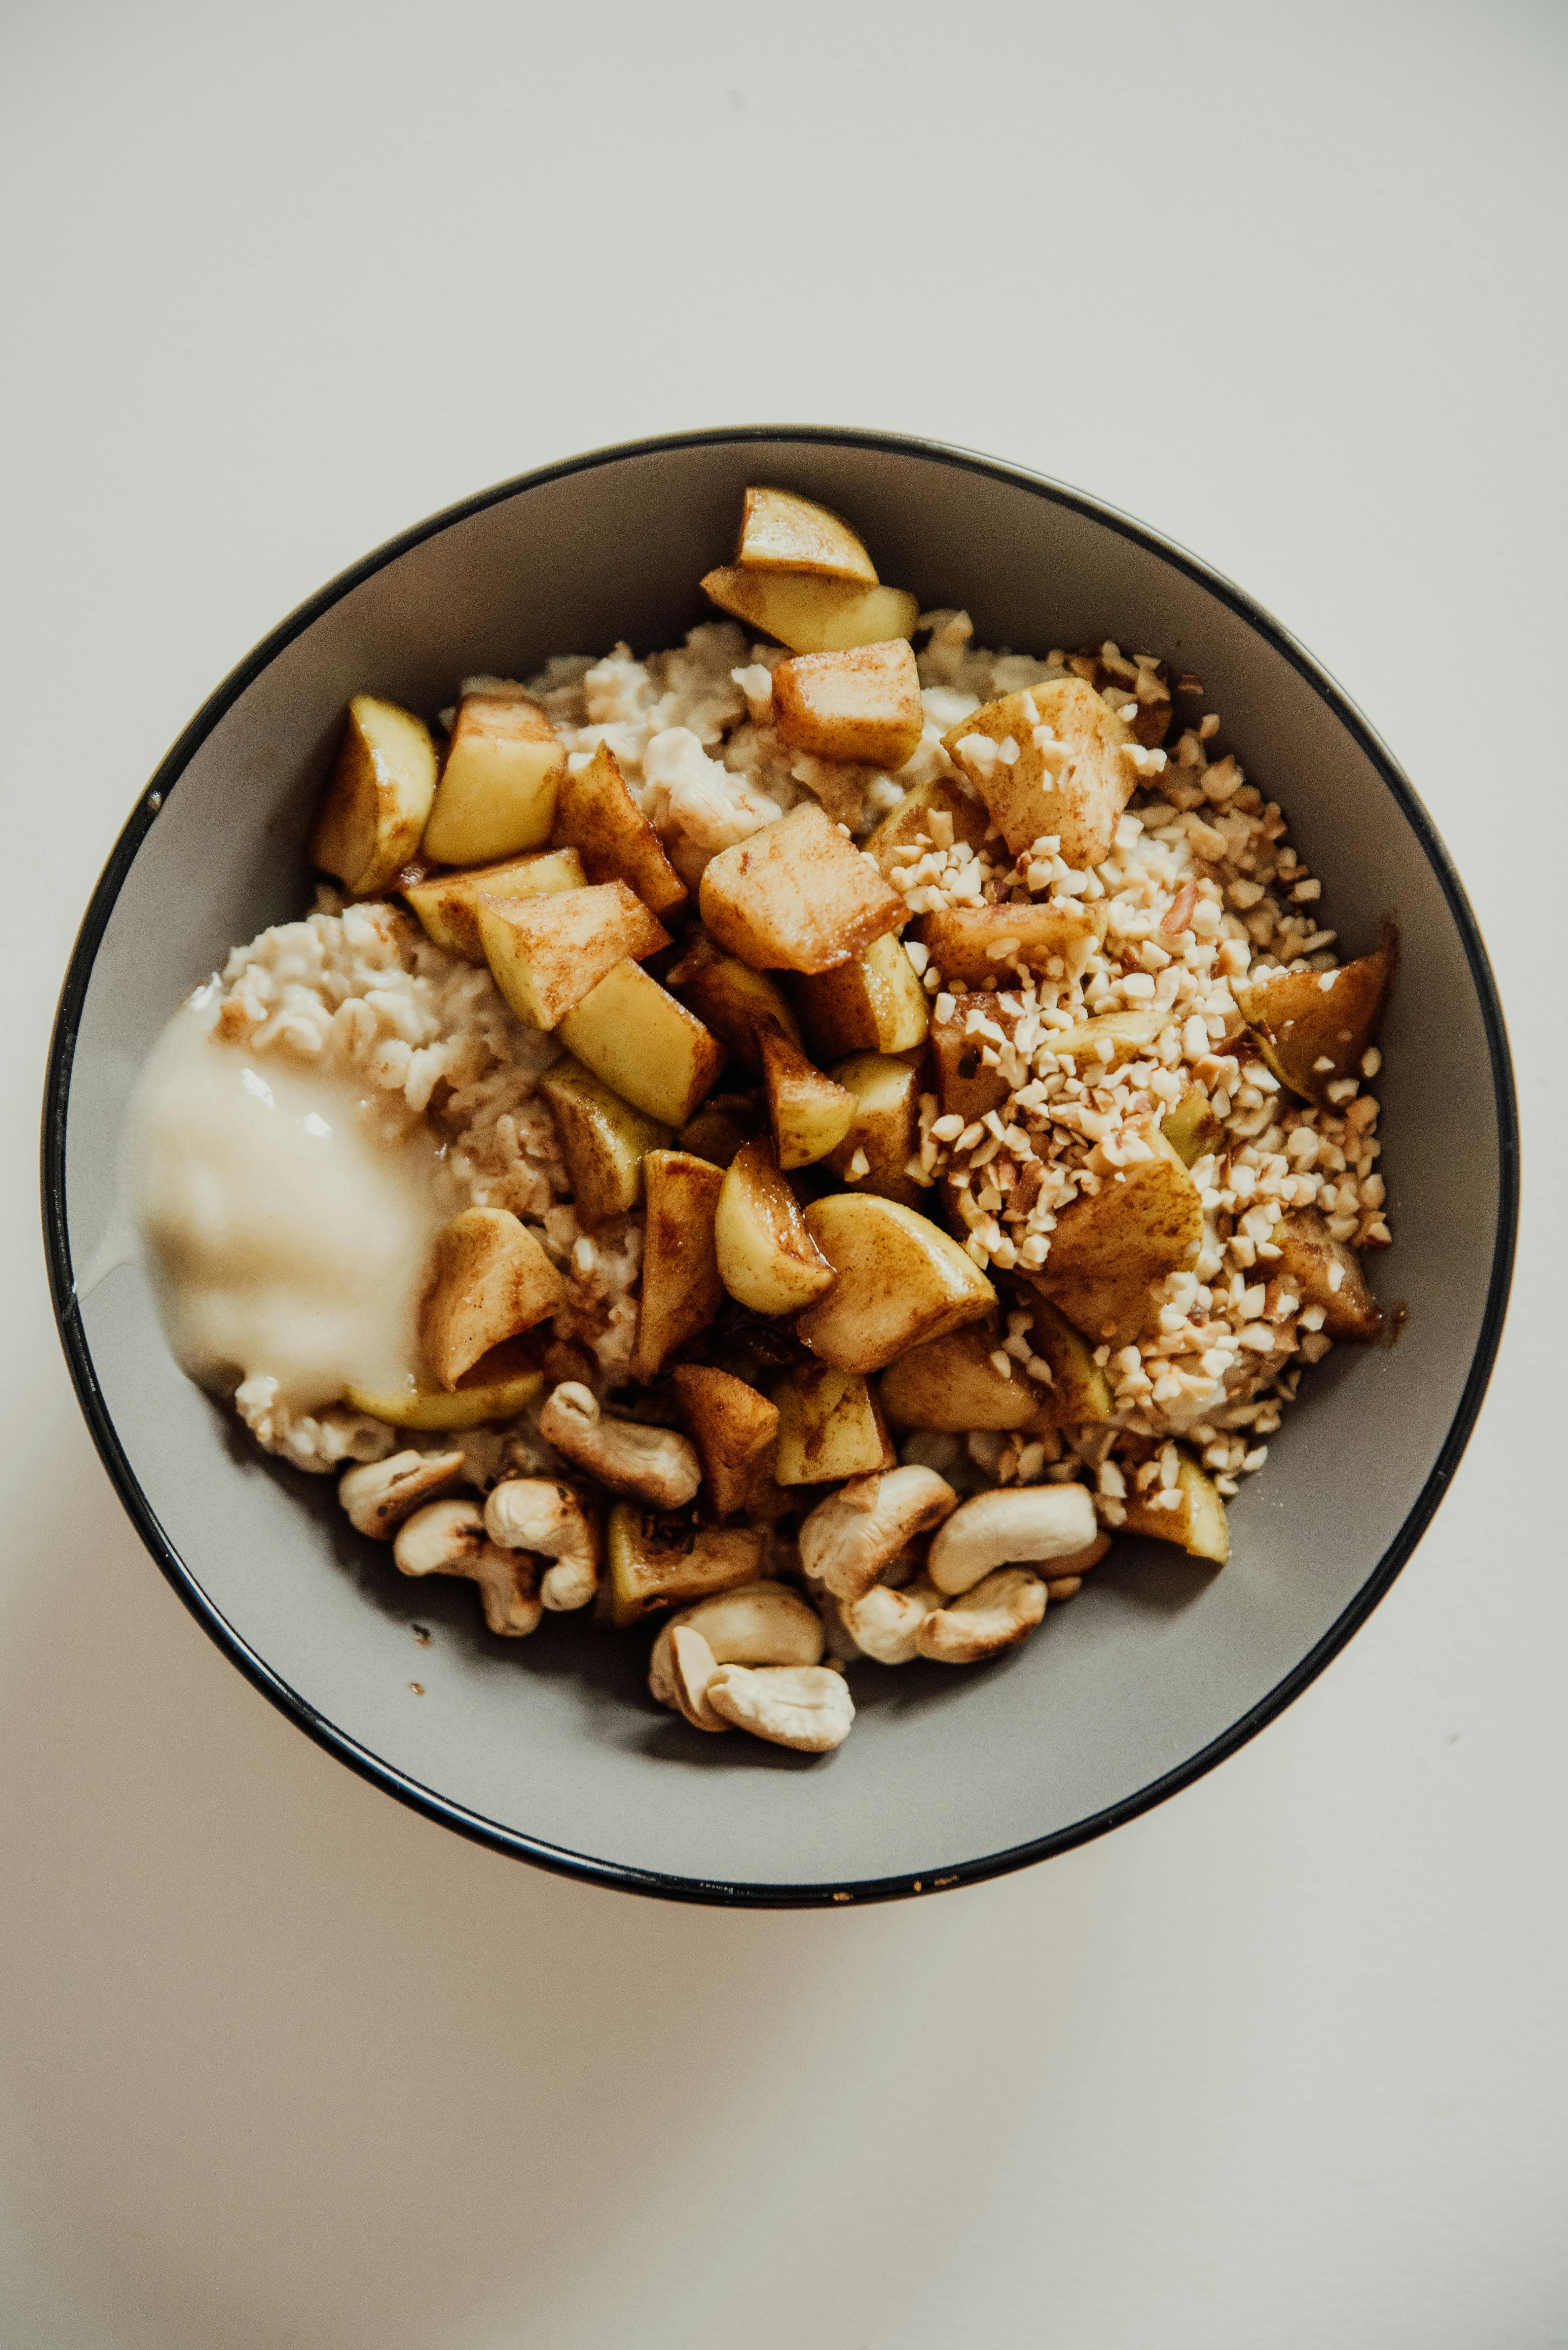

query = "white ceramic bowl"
[{"left": 43, "top": 429, "right": 1517, "bottom": 1905}]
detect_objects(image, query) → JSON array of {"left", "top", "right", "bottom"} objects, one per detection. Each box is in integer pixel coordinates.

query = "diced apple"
[
  {"left": 1025, "top": 1295, "right": 1115, "bottom": 1423},
  {"left": 735, "top": 486, "right": 879, "bottom": 583},
  {"left": 862, "top": 773, "right": 993, "bottom": 878},
  {"left": 1123, "top": 1451, "right": 1230, "bottom": 1565},
  {"left": 538, "top": 1056, "right": 671, "bottom": 1228},
  {"left": 1024, "top": 1125, "right": 1202, "bottom": 1346},
  {"left": 796, "top": 1195, "right": 995, "bottom": 1374},
  {"left": 671, "top": 1364, "right": 780, "bottom": 1517},
  {"left": 421, "top": 691, "right": 565, "bottom": 866},
  {"left": 758, "top": 1026, "right": 855, "bottom": 1169},
  {"left": 913, "top": 899, "right": 1108, "bottom": 987},
  {"left": 942, "top": 676, "right": 1137, "bottom": 866},
  {"left": 551, "top": 741, "right": 687, "bottom": 919},
  {"left": 787, "top": 932, "right": 929, "bottom": 1060},
  {"left": 1233, "top": 931, "right": 1396, "bottom": 1107},
  {"left": 823, "top": 1052, "right": 924, "bottom": 1206},
  {"left": 403, "top": 847, "right": 584, "bottom": 962},
  {"left": 479, "top": 880, "right": 668, "bottom": 1032},
  {"left": 771, "top": 640, "right": 924, "bottom": 771},
  {"left": 701, "top": 567, "right": 920, "bottom": 654},
  {"left": 698, "top": 801, "right": 905, "bottom": 974},
  {"left": 677, "top": 1092, "right": 765, "bottom": 1168},
  {"left": 557, "top": 959, "right": 726, "bottom": 1127},
  {"left": 416, "top": 1208, "right": 565, "bottom": 1389},
  {"left": 629, "top": 1149, "right": 725, "bottom": 1382},
  {"left": 664, "top": 935, "right": 803, "bottom": 1067},
  {"left": 1271, "top": 1207, "right": 1381, "bottom": 1340},
  {"left": 343, "top": 1337, "right": 543, "bottom": 1431},
  {"left": 607, "top": 1505, "right": 764, "bottom": 1628},
  {"left": 1160, "top": 1085, "right": 1223, "bottom": 1168},
  {"left": 714, "top": 1140, "right": 837, "bottom": 1316},
  {"left": 772, "top": 1363, "right": 896, "bottom": 1486},
  {"left": 929, "top": 992, "right": 1019, "bottom": 1125},
  {"left": 1047, "top": 1008, "right": 1168, "bottom": 1072},
  {"left": 878, "top": 1324, "right": 1047, "bottom": 1431},
  {"left": 310, "top": 692, "right": 439, "bottom": 897}
]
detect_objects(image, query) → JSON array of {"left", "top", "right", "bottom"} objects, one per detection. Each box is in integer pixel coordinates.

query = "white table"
[{"left": 2, "top": 4, "right": 1562, "bottom": 2342}]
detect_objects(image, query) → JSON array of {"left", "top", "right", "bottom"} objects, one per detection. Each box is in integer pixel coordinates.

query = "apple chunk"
[
  {"left": 403, "top": 847, "right": 584, "bottom": 962},
  {"left": 735, "top": 486, "right": 879, "bottom": 583},
  {"left": 311, "top": 692, "right": 439, "bottom": 897},
  {"left": 551, "top": 741, "right": 687, "bottom": 919},
  {"left": 942, "top": 676, "right": 1137, "bottom": 866},
  {"left": 787, "top": 932, "right": 929, "bottom": 1059},
  {"left": 1271, "top": 1207, "right": 1381, "bottom": 1340},
  {"left": 863, "top": 772, "right": 992, "bottom": 878},
  {"left": 1025, "top": 1125, "right": 1202, "bottom": 1346},
  {"left": 557, "top": 959, "right": 726, "bottom": 1127},
  {"left": 1123, "top": 1451, "right": 1230, "bottom": 1565},
  {"left": 758, "top": 1026, "right": 855, "bottom": 1169},
  {"left": 1233, "top": 931, "right": 1395, "bottom": 1107},
  {"left": 629, "top": 1149, "right": 725, "bottom": 1382},
  {"left": 796, "top": 1195, "right": 995, "bottom": 1374},
  {"left": 714, "top": 1140, "right": 837, "bottom": 1316},
  {"left": 698, "top": 801, "right": 905, "bottom": 974},
  {"left": 671, "top": 1364, "right": 780, "bottom": 1518},
  {"left": 879, "top": 1325, "right": 1047, "bottom": 1432},
  {"left": 771, "top": 640, "right": 924, "bottom": 771},
  {"left": 1160, "top": 1085, "right": 1224, "bottom": 1169},
  {"left": 417, "top": 1209, "right": 565, "bottom": 1390},
  {"left": 422, "top": 691, "right": 565, "bottom": 866},
  {"left": 538, "top": 1056, "right": 671, "bottom": 1228},
  {"left": 477, "top": 879, "right": 668, "bottom": 1030},
  {"left": 607, "top": 1506, "right": 763, "bottom": 1628},
  {"left": 701, "top": 567, "right": 919, "bottom": 654},
  {"left": 1025, "top": 1295, "right": 1116, "bottom": 1423},
  {"left": 664, "top": 935, "right": 803, "bottom": 1068},
  {"left": 823, "top": 1052, "right": 924, "bottom": 1206},
  {"left": 913, "top": 899, "right": 1107, "bottom": 987},
  {"left": 344, "top": 1337, "right": 544, "bottom": 1431},
  {"left": 772, "top": 1363, "right": 896, "bottom": 1486}
]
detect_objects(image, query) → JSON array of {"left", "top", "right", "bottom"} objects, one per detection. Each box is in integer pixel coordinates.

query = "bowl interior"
[{"left": 49, "top": 433, "right": 1512, "bottom": 1900}]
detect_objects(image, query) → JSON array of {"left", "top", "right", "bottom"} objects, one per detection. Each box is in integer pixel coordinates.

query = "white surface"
[{"left": 0, "top": 1, "right": 1562, "bottom": 2343}]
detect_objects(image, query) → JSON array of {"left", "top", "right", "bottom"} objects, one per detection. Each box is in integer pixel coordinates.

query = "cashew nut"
[
  {"left": 648, "top": 1581, "right": 825, "bottom": 1709},
  {"left": 338, "top": 1449, "right": 466, "bottom": 1538},
  {"left": 539, "top": 1382, "right": 701, "bottom": 1508},
  {"left": 927, "top": 1482, "right": 1098, "bottom": 1596},
  {"left": 705, "top": 1664, "right": 856, "bottom": 1752},
  {"left": 797, "top": 1466, "right": 958, "bottom": 1603},
  {"left": 483, "top": 1478, "right": 600, "bottom": 1611},
  {"left": 393, "top": 1498, "right": 542, "bottom": 1636},
  {"left": 839, "top": 1577, "right": 945, "bottom": 1666},
  {"left": 669, "top": 1625, "right": 729, "bottom": 1733},
  {"left": 916, "top": 1567, "right": 1047, "bottom": 1664}
]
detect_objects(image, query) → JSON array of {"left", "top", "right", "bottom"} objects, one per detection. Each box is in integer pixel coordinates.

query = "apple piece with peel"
[
  {"left": 416, "top": 1208, "right": 565, "bottom": 1391},
  {"left": 701, "top": 567, "right": 919, "bottom": 654},
  {"left": 477, "top": 879, "right": 667, "bottom": 1032},
  {"left": 607, "top": 1506, "right": 764, "bottom": 1628},
  {"left": 1271, "top": 1207, "right": 1381, "bottom": 1340},
  {"left": 772, "top": 1363, "right": 896, "bottom": 1486},
  {"left": 676, "top": 1092, "right": 765, "bottom": 1169},
  {"left": 1233, "top": 931, "right": 1395, "bottom": 1107},
  {"left": 551, "top": 741, "right": 688, "bottom": 919},
  {"left": 823, "top": 1052, "right": 924, "bottom": 1206},
  {"left": 422, "top": 691, "right": 565, "bottom": 865},
  {"left": 698, "top": 801, "right": 905, "bottom": 974},
  {"left": 664, "top": 935, "right": 803, "bottom": 1068},
  {"left": 557, "top": 958, "right": 726, "bottom": 1127},
  {"left": 538, "top": 1057, "right": 671, "bottom": 1228},
  {"left": 403, "top": 847, "right": 584, "bottom": 962},
  {"left": 787, "top": 932, "right": 929, "bottom": 1060},
  {"left": 878, "top": 1324, "right": 1048, "bottom": 1431},
  {"left": 863, "top": 773, "right": 992, "bottom": 878},
  {"left": 735, "top": 486, "right": 879, "bottom": 583},
  {"left": 758, "top": 1026, "right": 856, "bottom": 1170},
  {"left": 913, "top": 899, "right": 1107, "bottom": 987},
  {"left": 942, "top": 676, "right": 1138, "bottom": 866},
  {"left": 1123, "top": 1451, "right": 1230, "bottom": 1565},
  {"left": 344, "top": 1337, "right": 544, "bottom": 1432},
  {"left": 1046, "top": 1008, "right": 1169, "bottom": 1072},
  {"left": 771, "top": 640, "right": 924, "bottom": 771},
  {"left": 1160, "top": 1085, "right": 1224, "bottom": 1169},
  {"left": 929, "top": 992, "right": 1024, "bottom": 1125},
  {"left": 629, "top": 1150, "right": 726, "bottom": 1383},
  {"left": 796, "top": 1195, "right": 995, "bottom": 1374},
  {"left": 1024, "top": 1294, "right": 1116, "bottom": 1423},
  {"left": 1024, "top": 1125, "right": 1202, "bottom": 1347},
  {"left": 671, "top": 1364, "right": 780, "bottom": 1518},
  {"left": 310, "top": 692, "right": 439, "bottom": 897},
  {"left": 714, "top": 1139, "right": 837, "bottom": 1317}
]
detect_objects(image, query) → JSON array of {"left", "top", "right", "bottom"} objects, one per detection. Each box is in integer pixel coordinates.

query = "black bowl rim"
[{"left": 40, "top": 424, "right": 1519, "bottom": 1909}]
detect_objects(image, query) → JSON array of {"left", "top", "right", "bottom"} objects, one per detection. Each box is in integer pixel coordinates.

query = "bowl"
[{"left": 42, "top": 428, "right": 1518, "bottom": 1906}]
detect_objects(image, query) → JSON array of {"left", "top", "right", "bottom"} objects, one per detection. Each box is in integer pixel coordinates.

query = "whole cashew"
[
  {"left": 484, "top": 1478, "right": 600, "bottom": 1611},
  {"left": 797, "top": 1466, "right": 958, "bottom": 1603},
  {"left": 927, "top": 1482, "right": 1098, "bottom": 1596},
  {"left": 839, "top": 1578, "right": 945, "bottom": 1666},
  {"left": 917, "top": 1567, "right": 1047, "bottom": 1664},
  {"left": 339, "top": 1449, "right": 466, "bottom": 1538},
  {"left": 705, "top": 1664, "right": 856, "bottom": 1753},
  {"left": 539, "top": 1382, "right": 701, "bottom": 1508},
  {"left": 648, "top": 1581, "right": 825, "bottom": 1710},
  {"left": 393, "top": 1498, "right": 542, "bottom": 1636}
]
